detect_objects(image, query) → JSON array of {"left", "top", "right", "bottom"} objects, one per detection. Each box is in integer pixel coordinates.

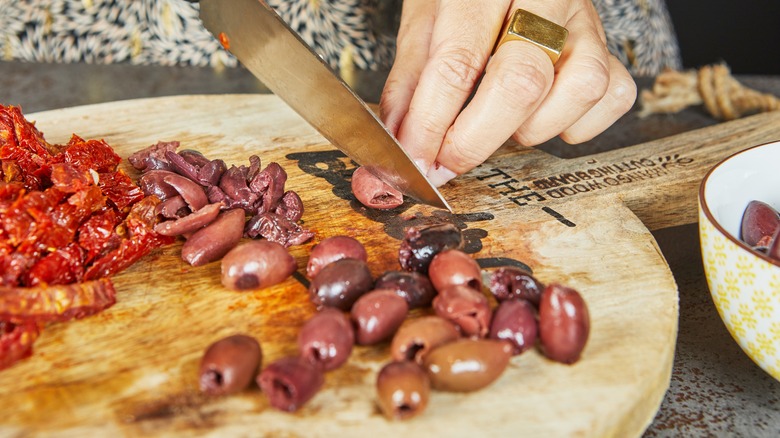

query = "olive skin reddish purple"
[
  {"left": 351, "top": 289, "right": 409, "bottom": 345},
  {"left": 308, "top": 258, "right": 374, "bottom": 310},
  {"left": 398, "top": 223, "right": 464, "bottom": 274},
  {"left": 374, "top": 270, "right": 436, "bottom": 309},
  {"left": 538, "top": 284, "right": 590, "bottom": 364},
  {"left": 489, "top": 267, "right": 545, "bottom": 306},
  {"left": 741, "top": 200, "right": 780, "bottom": 247},
  {"left": 306, "top": 235, "right": 368, "bottom": 279},
  {"left": 181, "top": 208, "right": 245, "bottom": 267},
  {"left": 390, "top": 316, "right": 461, "bottom": 364},
  {"left": 376, "top": 361, "right": 430, "bottom": 420},
  {"left": 422, "top": 338, "right": 513, "bottom": 392},
  {"left": 298, "top": 308, "right": 355, "bottom": 371},
  {"left": 257, "top": 356, "right": 324, "bottom": 412},
  {"left": 221, "top": 240, "right": 296, "bottom": 291},
  {"left": 432, "top": 284, "right": 492, "bottom": 338},
  {"left": 489, "top": 299, "right": 538, "bottom": 355},
  {"left": 351, "top": 166, "right": 404, "bottom": 209},
  {"left": 199, "top": 334, "right": 262, "bottom": 396},
  {"left": 428, "top": 249, "right": 482, "bottom": 292}
]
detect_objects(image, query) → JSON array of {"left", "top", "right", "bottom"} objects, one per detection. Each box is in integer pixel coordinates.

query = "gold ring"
[{"left": 494, "top": 9, "right": 569, "bottom": 65}]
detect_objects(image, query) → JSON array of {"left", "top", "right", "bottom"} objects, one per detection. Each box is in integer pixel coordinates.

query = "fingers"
[
  {"left": 429, "top": 40, "right": 554, "bottom": 179},
  {"left": 393, "top": 0, "right": 510, "bottom": 171},
  {"left": 511, "top": 4, "right": 612, "bottom": 146},
  {"left": 559, "top": 55, "right": 637, "bottom": 143},
  {"left": 378, "top": 0, "right": 436, "bottom": 136},
  {"left": 382, "top": 0, "right": 637, "bottom": 187}
]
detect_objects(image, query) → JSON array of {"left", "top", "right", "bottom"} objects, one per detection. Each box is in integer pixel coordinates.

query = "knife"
[{"left": 197, "top": 0, "right": 451, "bottom": 211}]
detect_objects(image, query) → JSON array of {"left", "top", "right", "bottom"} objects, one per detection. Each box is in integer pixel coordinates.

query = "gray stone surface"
[{"left": 2, "top": 60, "right": 780, "bottom": 436}]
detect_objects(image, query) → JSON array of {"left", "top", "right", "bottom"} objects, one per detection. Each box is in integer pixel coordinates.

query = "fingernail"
[
  {"left": 426, "top": 164, "right": 457, "bottom": 187},
  {"left": 414, "top": 159, "right": 430, "bottom": 174}
]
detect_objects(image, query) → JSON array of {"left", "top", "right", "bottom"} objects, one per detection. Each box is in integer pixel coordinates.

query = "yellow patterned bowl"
[{"left": 699, "top": 139, "right": 780, "bottom": 381}]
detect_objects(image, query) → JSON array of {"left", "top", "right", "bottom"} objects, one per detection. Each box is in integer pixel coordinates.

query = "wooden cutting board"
[{"left": 2, "top": 95, "right": 780, "bottom": 437}]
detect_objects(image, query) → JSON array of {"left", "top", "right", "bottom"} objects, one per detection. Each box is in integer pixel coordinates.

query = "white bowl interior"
[{"left": 704, "top": 140, "right": 780, "bottom": 240}]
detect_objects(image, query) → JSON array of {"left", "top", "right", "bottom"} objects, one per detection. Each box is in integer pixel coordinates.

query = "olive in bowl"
[{"left": 699, "top": 139, "right": 780, "bottom": 381}]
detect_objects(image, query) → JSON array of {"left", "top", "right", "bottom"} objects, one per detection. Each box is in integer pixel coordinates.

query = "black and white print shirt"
[{"left": 0, "top": 0, "right": 681, "bottom": 76}]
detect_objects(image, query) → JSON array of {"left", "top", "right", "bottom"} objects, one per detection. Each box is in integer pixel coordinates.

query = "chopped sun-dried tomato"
[
  {"left": 24, "top": 243, "right": 86, "bottom": 286},
  {"left": 84, "top": 196, "right": 173, "bottom": 280},
  {"left": 0, "top": 104, "right": 173, "bottom": 370},
  {"left": 51, "top": 135, "right": 121, "bottom": 173},
  {"left": 98, "top": 169, "right": 144, "bottom": 213},
  {"left": 0, "top": 320, "right": 41, "bottom": 371},
  {"left": 77, "top": 209, "right": 122, "bottom": 264},
  {"left": 0, "top": 278, "right": 116, "bottom": 323}
]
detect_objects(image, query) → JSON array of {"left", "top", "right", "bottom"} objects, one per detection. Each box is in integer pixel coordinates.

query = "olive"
[
  {"left": 256, "top": 356, "right": 324, "bottom": 412},
  {"left": 298, "top": 308, "right": 355, "bottom": 371},
  {"left": 181, "top": 208, "right": 245, "bottom": 267},
  {"left": 154, "top": 201, "right": 222, "bottom": 236},
  {"left": 351, "top": 166, "right": 404, "bottom": 209},
  {"left": 221, "top": 240, "right": 296, "bottom": 291},
  {"left": 538, "top": 284, "right": 590, "bottom": 364},
  {"left": 376, "top": 361, "right": 430, "bottom": 420},
  {"left": 428, "top": 249, "right": 482, "bottom": 292},
  {"left": 489, "top": 299, "right": 538, "bottom": 355},
  {"left": 432, "top": 284, "right": 491, "bottom": 338},
  {"left": 374, "top": 270, "right": 436, "bottom": 309},
  {"left": 741, "top": 200, "right": 780, "bottom": 247},
  {"left": 308, "top": 258, "right": 374, "bottom": 310},
  {"left": 767, "top": 228, "right": 780, "bottom": 261},
  {"left": 199, "top": 334, "right": 262, "bottom": 396},
  {"left": 351, "top": 289, "right": 409, "bottom": 345},
  {"left": 306, "top": 235, "right": 368, "bottom": 278},
  {"left": 422, "top": 338, "right": 512, "bottom": 392},
  {"left": 488, "top": 266, "right": 544, "bottom": 306},
  {"left": 398, "top": 223, "right": 463, "bottom": 274},
  {"left": 390, "top": 316, "right": 461, "bottom": 364}
]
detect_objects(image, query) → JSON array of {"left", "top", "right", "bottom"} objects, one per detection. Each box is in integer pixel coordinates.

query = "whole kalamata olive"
[
  {"left": 422, "top": 338, "right": 512, "bottom": 392},
  {"left": 538, "top": 283, "right": 590, "bottom": 364},
  {"left": 398, "top": 223, "right": 463, "bottom": 274},
  {"left": 351, "top": 289, "right": 409, "bottom": 345},
  {"left": 351, "top": 166, "right": 404, "bottom": 210},
  {"left": 489, "top": 266, "right": 544, "bottom": 306},
  {"left": 257, "top": 356, "right": 324, "bottom": 412},
  {"left": 298, "top": 308, "right": 354, "bottom": 371},
  {"left": 308, "top": 258, "right": 374, "bottom": 310},
  {"left": 432, "top": 284, "right": 491, "bottom": 338},
  {"left": 376, "top": 361, "right": 430, "bottom": 420},
  {"left": 390, "top": 316, "right": 461, "bottom": 364},
  {"left": 741, "top": 200, "right": 780, "bottom": 247},
  {"left": 428, "top": 249, "right": 482, "bottom": 292},
  {"left": 374, "top": 270, "right": 436, "bottom": 309},
  {"left": 489, "top": 299, "right": 538, "bottom": 355},
  {"left": 199, "top": 334, "right": 262, "bottom": 396},
  {"left": 182, "top": 208, "right": 245, "bottom": 267},
  {"left": 221, "top": 240, "right": 296, "bottom": 291},
  {"left": 306, "top": 236, "right": 368, "bottom": 278}
]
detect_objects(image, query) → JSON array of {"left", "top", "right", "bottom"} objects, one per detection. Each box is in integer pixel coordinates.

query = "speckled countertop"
[{"left": 2, "top": 60, "right": 779, "bottom": 437}]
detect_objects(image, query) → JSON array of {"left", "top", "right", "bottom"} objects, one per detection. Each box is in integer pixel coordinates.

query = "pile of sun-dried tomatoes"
[{"left": 0, "top": 105, "right": 172, "bottom": 370}]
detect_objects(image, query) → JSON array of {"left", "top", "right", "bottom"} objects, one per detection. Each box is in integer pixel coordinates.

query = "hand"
[{"left": 379, "top": 0, "right": 637, "bottom": 186}]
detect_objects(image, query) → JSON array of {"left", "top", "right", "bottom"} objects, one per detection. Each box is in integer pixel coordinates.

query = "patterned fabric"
[{"left": 0, "top": 0, "right": 680, "bottom": 75}]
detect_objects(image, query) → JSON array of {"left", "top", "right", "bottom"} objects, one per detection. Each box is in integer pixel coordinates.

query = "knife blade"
[{"left": 198, "top": 0, "right": 451, "bottom": 211}]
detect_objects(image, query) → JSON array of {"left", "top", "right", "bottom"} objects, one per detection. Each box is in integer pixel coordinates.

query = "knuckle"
[
  {"left": 445, "top": 135, "right": 486, "bottom": 170},
  {"left": 610, "top": 75, "right": 638, "bottom": 113},
  {"left": 433, "top": 47, "right": 484, "bottom": 93},
  {"left": 567, "top": 56, "right": 611, "bottom": 104},
  {"left": 494, "top": 59, "right": 550, "bottom": 106}
]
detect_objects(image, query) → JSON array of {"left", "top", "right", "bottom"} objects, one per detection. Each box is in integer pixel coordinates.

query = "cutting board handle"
[{"left": 476, "top": 111, "right": 780, "bottom": 231}]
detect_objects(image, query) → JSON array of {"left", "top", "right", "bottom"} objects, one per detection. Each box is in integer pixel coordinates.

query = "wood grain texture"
[{"left": 2, "top": 95, "right": 778, "bottom": 437}]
